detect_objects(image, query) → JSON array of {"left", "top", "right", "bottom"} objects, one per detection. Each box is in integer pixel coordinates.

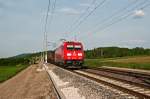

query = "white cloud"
[
  {"left": 133, "top": 10, "right": 145, "bottom": 18},
  {"left": 59, "top": 7, "right": 81, "bottom": 15}
]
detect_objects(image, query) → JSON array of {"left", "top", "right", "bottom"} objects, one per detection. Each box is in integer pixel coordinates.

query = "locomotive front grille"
[{"left": 65, "top": 60, "right": 83, "bottom": 65}]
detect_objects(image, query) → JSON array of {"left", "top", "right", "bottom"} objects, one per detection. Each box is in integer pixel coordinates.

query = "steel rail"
[
  {"left": 73, "top": 70, "right": 150, "bottom": 99},
  {"left": 95, "top": 67, "right": 150, "bottom": 85},
  {"left": 84, "top": 68, "right": 150, "bottom": 88}
]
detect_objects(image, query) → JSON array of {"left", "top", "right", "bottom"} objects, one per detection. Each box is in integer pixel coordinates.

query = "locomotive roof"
[
  {"left": 63, "top": 41, "right": 82, "bottom": 44},
  {"left": 54, "top": 41, "right": 83, "bottom": 51},
  {"left": 54, "top": 41, "right": 82, "bottom": 50}
]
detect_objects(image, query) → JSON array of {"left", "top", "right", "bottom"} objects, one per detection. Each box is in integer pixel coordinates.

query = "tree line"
[
  {"left": 0, "top": 53, "right": 41, "bottom": 66},
  {"left": 85, "top": 47, "right": 150, "bottom": 59}
]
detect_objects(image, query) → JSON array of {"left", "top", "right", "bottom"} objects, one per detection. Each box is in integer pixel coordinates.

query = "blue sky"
[{"left": 0, "top": 0, "right": 150, "bottom": 58}]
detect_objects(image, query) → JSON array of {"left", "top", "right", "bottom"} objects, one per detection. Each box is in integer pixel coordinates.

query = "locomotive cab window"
[
  {"left": 67, "top": 45, "right": 74, "bottom": 50},
  {"left": 74, "top": 45, "right": 81, "bottom": 50}
]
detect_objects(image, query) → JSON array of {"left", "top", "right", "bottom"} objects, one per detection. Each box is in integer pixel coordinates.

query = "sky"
[{"left": 0, "top": 0, "right": 150, "bottom": 58}]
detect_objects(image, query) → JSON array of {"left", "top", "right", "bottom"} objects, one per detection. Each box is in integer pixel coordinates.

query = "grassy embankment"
[
  {"left": 0, "top": 52, "right": 41, "bottom": 83},
  {"left": 0, "top": 53, "right": 39, "bottom": 83},
  {"left": 84, "top": 56, "right": 150, "bottom": 70},
  {"left": 0, "top": 64, "right": 28, "bottom": 83}
]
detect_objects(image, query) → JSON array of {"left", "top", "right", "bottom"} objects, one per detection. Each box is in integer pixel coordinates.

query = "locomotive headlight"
[
  {"left": 67, "top": 53, "right": 72, "bottom": 56},
  {"left": 78, "top": 53, "right": 82, "bottom": 56}
]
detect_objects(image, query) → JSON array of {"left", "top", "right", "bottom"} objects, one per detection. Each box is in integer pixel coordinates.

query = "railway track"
[
  {"left": 80, "top": 68, "right": 150, "bottom": 89},
  {"left": 44, "top": 64, "right": 140, "bottom": 99},
  {"left": 43, "top": 63, "right": 150, "bottom": 98},
  {"left": 95, "top": 67, "right": 150, "bottom": 86},
  {"left": 74, "top": 68, "right": 150, "bottom": 99}
]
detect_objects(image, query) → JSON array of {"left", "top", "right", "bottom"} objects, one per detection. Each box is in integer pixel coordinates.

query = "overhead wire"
[
  {"left": 86, "top": 0, "right": 139, "bottom": 33},
  {"left": 69, "top": 0, "right": 107, "bottom": 34},
  {"left": 66, "top": 0, "right": 97, "bottom": 33},
  {"left": 63, "top": 0, "right": 97, "bottom": 40},
  {"left": 44, "top": 0, "right": 51, "bottom": 39},
  {"left": 79, "top": 0, "right": 149, "bottom": 40},
  {"left": 42, "top": 0, "right": 51, "bottom": 62},
  {"left": 93, "top": 0, "right": 149, "bottom": 33},
  {"left": 49, "top": 0, "right": 57, "bottom": 28},
  {"left": 42, "top": 0, "right": 57, "bottom": 62}
]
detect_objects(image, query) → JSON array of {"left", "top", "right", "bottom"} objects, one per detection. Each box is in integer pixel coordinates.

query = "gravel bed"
[{"left": 48, "top": 64, "right": 137, "bottom": 99}]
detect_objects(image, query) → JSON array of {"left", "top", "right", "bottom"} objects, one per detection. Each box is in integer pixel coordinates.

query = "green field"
[
  {"left": 84, "top": 56, "right": 150, "bottom": 70},
  {"left": 0, "top": 64, "right": 28, "bottom": 82}
]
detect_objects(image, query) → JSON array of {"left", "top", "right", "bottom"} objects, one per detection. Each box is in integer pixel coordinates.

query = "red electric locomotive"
[{"left": 55, "top": 41, "right": 84, "bottom": 67}]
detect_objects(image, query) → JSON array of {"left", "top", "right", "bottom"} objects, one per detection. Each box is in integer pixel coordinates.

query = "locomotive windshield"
[
  {"left": 67, "top": 45, "right": 74, "bottom": 50},
  {"left": 67, "top": 45, "right": 82, "bottom": 50},
  {"left": 74, "top": 45, "right": 81, "bottom": 50}
]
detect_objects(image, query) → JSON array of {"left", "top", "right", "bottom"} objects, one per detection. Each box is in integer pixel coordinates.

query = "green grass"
[
  {"left": 84, "top": 56, "right": 150, "bottom": 70},
  {"left": 0, "top": 64, "right": 28, "bottom": 83}
]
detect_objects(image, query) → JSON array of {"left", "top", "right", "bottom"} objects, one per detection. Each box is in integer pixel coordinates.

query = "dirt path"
[{"left": 0, "top": 64, "right": 56, "bottom": 99}]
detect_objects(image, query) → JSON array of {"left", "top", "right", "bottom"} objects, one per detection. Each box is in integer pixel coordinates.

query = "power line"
[
  {"left": 66, "top": 0, "right": 97, "bottom": 33},
  {"left": 46, "top": 0, "right": 57, "bottom": 63},
  {"left": 86, "top": 0, "right": 139, "bottom": 33},
  {"left": 49, "top": 0, "right": 57, "bottom": 28},
  {"left": 69, "top": 0, "right": 107, "bottom": 34},
  {"left": 141, "top": 1, "right": 150, "bottom": 9},
  {"left": 63, "top": 0, "right": 97, "bottom": 40},
  {"left": 42, "top": 0, "right": 51, "bottom": 63},
  {"left": 79, "top": 0, "right": 149, "bottom": 40},
  {"left": 93, "top": 0, "right": 149, "bottom": 33},
  {"left": 44, "top": 0, "right": 51, "bottom": 36},
  {"left": 42, "top": 0, "right": 57, "bottom": 63}
]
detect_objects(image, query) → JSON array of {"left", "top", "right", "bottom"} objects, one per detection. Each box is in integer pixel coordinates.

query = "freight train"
[{"left": 47, "top": 41, "right": 84, "bottom": 68}]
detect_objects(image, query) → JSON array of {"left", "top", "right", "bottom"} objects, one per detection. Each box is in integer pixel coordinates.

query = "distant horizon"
[{"left": 1, "top": 45, "right": 150, "bottom": 59}]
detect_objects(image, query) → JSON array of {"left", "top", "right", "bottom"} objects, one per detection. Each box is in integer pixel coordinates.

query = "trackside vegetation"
[
  {"left": 0, "top": 53, "right": 41, "bottom": 82},
  {"left": 0, "top": 65, "right": 27, "bottom": 82},
  {"left": 84, "top": 47, "right": 150, "bottom": 70},
  {"left": 84, "top": 57, "right": 150, "bottom": 70}
]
